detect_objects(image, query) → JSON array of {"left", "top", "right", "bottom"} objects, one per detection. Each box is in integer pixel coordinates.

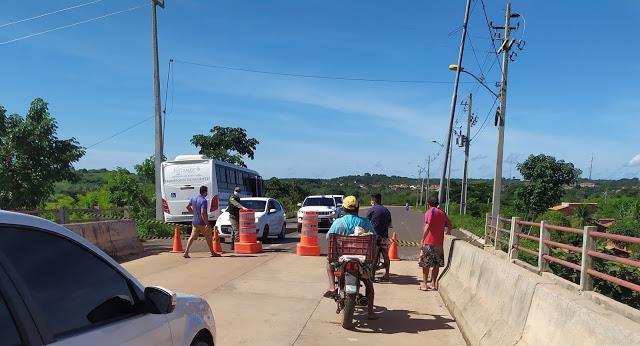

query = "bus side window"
[
  {"left": 216, "top": 166, "right": 224, "bottom": 184},
  {"left": 227, "top": 168, "right": 236, "bottom": 187}
]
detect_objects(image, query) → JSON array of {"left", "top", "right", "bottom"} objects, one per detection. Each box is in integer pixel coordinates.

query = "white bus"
[{"left": 160, "top": 155, "right": 264, "bottom": 224}]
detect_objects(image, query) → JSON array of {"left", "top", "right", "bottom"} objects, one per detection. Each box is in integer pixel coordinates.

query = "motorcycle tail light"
[
  {"left": 345, "top": 262, "right": 359, "bottom": 272},
  {"left": 334, "top": 270, "right": 343, "bottom": 277}
]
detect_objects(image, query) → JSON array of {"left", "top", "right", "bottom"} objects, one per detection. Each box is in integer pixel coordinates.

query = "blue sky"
[{"left": 1, "top": 0, "right": 639, "bottom": 179}]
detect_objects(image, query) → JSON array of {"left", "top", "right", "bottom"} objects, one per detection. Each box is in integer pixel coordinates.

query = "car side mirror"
[
  {"left": 297, "top": 203, "right": 302, "bottom": 207},
  {"left": 145, "top": 286, "right": 176, "bottom": 314},
  {"left": 269, "top": 208, "right": 277, "bottom": 214},
  {"left": 337, "top": 203, "right": 343, "bottom": 208}
]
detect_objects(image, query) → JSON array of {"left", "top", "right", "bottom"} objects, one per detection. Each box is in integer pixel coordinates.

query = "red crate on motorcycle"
[{"left": 327, "top": 234, "right": 377, "bottom": 264}]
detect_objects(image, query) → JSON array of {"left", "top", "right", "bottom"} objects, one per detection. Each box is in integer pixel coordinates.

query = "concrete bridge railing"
[{"left": 438, "top": 234, "right": 640, "bottom": 345}]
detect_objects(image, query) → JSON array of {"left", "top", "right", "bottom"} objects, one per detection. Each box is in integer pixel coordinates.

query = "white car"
[
  {"left": 215, "top": 197, "right": 287, "bottom": 242},
  {"left": 297, "top": 195, "right": 339, "bottom": 232},
  {"left": 0, "top": 211, "right": 216, "bottom": 346}
]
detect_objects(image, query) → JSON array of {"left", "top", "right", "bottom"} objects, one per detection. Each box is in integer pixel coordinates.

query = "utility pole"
[
  {"left": 589, "top": 153, "right": 594, "bottom": 180},
  {"left": 425, "top": 155, "right": 432, "bottom": 205},
  {"left": 460, "top": 93, "right": 473, "bottom": 215},
  {"left": 419, "top": 165, "right": 425, "bottom": 206},
  {"left": 152, "top": 0, "right": 165, "bottom": 220},
  {"left": 490, "top": 2, "right": 520, "bottom": 226},
  {"left": 446, "top": 147, "right": 453, "bottom": 214},
  {"left": 438, "top": 0, "right": 472, "bottom": 205},
  {"left": 416, "top": 166, "right": 425, "bottom": 208}
]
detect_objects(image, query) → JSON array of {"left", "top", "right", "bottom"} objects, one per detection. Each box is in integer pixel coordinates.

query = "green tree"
[
  {"left": 106, "top": 168, "right": 149, "bottom": 214},
  {"left": 191, "top": 126, "right": 259, "bottom": 167},
  {"left": 0, "top": 99, "right": 85, "bottom": 209},
  {"left": 514, "top": 154, "right": 581, "bottom": 220},
  {"left": 134, "top": 155, "right": 165, "bottom": 184}
]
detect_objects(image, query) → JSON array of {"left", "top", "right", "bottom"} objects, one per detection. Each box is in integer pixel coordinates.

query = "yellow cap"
[{"left": 342, "top": 195, "right": 359, "bottom": 211}]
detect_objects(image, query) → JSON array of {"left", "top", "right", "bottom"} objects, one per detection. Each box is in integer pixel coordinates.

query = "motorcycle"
[{"left": 328, "top": 234, "right": 376, "bottom": 329}]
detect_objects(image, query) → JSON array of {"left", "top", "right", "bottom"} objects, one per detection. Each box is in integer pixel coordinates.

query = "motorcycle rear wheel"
[{"left": 342, "top": 294, "right": 356, "bottom": 329}]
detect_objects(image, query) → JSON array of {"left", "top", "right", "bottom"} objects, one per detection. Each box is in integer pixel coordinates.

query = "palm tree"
[{"left": 573, "top": 204, "right": 594, "bottom": 228}]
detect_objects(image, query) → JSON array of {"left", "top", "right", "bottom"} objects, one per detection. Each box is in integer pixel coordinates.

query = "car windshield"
[
  {"left": 303, "top": 197, "right": 335, "bottom": 207},
  {"left": 241, "top": 200, "right": 266, "bottom": 212}
]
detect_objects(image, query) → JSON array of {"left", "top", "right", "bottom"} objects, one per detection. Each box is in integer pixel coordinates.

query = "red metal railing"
[{"left": 484, "top": 214, "right": 640, "bottom": 298}]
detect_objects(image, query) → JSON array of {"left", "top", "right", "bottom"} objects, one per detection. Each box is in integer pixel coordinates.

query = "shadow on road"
[
  {"left": 118, "top": 241, "right": 172, "bottom": 263},
  {"left": 352, "top": 307, "right": 456, "bottom": 334},
  {"left": 381, "top": 273, "right": 420, "bottom": 286}
]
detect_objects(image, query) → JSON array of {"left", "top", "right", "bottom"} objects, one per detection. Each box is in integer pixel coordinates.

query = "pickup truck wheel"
[{"left": 261, "top": 225, "right": 269, "bottom": 242}]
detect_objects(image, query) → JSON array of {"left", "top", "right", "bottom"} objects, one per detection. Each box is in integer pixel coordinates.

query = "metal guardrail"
[
  {"left": 484, "top": 214, "right": 640, "bottom": 294},
  {"left": 13, "top": 207, "right": 130, "bottom": 224}
]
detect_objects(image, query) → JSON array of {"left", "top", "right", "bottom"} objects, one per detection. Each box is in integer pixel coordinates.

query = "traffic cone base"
[
  {"left": 234, "top": 241, "right": 262, "bottom": 254},
  {"left": 170, "top": 225, "right": 184, "bottom": 253},
  {"left": 296, "top": 244, "right": 321, "bottom": 256}
]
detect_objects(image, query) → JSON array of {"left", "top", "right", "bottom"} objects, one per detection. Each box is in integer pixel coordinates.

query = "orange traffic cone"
[
  {"left": 388, "top": 232, "right": 401, "bottom": 261},
  {"left": 235, "top": 209, "right": 262, "bottom": 254},
  {"left": 212, "top": 226, "right": 224, "bottom": 254},
  {"left": 170, "top": 225, "right": 184, "bottom": 253},
  {"left": 296, "top": 211, "right": 321, "bottom": 256}
]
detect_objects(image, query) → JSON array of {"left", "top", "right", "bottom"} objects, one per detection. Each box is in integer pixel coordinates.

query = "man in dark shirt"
[
  {"left": 366, "top": 193, "right": 392, "bottom": 281},
  {"left": 227, "top": 186, "right": 247, "bottom": 250}
]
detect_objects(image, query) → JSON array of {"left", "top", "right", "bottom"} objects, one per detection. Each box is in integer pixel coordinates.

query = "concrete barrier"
[
  {"left": 439, "top": 235, "right": 640, "bottom": 346},
  {"left": 64, "top": 220, "right": 144, "bottom": 259}
]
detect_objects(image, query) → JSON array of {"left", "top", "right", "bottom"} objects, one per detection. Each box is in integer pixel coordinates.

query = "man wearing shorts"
[
  {"left": 184, "top": 185, "right": 220, "bottom": 258},
  {"left": 419, "top": 196, "right": 451, "bottom": 291}
]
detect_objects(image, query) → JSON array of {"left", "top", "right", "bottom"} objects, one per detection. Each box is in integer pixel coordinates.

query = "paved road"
[
  {"left": 123, "top": 250, "right": 464, "bottom": 345},
  {"left": 126, "top": 205, "right": 467, "bottom": 345}
]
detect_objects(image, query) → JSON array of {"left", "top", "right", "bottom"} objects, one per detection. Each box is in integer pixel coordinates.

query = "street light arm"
[{"left": 461, "top": 70, "right": 500, "bottom": 98}]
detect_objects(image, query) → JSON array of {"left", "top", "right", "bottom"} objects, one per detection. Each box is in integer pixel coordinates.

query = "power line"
[
  {"left": 0, "top": 3, "right": 147, "bottom": 46},
  {"left": 173, "top": 59, "right": 467, "bottom": 85},
  {"left": 86, "top": 115, "right": 154, "bottom": 149},
  {"left": 470, "top": 95, "right": 498, "bottom": 143},
  {"left": 479, "top": 0, "right": 504, "bottom": 76},
  {"left": 0, "top": 0, "right": 105, "bottom": 29}
]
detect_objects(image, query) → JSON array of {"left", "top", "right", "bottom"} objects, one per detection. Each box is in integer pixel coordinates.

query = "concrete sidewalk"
[{"left": 122, "top": 252, "right": 465, "bottom": 345}]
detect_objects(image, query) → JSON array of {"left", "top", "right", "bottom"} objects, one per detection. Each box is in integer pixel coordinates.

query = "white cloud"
[{"left": 629, "top": 154, "right": 640, "bottom": 167}]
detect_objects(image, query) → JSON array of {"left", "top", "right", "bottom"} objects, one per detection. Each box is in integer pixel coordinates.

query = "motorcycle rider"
[{"left": 325, "top": 195, "right": 379, "bottom": 320}]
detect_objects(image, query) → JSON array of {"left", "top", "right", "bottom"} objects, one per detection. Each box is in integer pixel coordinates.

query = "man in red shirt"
[{"left": 419, "top": 196, "right": 451, "bottom": 291}]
